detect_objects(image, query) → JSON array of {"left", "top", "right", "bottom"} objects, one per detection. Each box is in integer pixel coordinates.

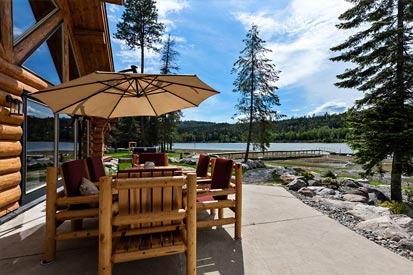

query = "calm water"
[
  {"left": 28, "top": 141, "right": 77, "bottom": 152},
  {"left": 28, "top": 141, "right": 354, "bottom": 154},
  {"left": 173, "top": 142, "right": 354, "bottom": 154}
]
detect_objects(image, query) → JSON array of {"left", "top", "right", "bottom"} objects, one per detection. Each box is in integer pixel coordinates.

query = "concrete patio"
[{"left": 1, "top": 184, "right": 413, "bottom": 275}]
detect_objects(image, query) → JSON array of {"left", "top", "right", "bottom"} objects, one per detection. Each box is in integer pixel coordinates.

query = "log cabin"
[{"left": 0, "top": 0, "right": 123, "bottom": 218}]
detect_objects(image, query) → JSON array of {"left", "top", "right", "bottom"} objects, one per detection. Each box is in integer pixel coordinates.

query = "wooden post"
[
  {"left": 99, "top": 176, "right": 112, "bottom": 275},
  {"left": 234, "top": 163, "right": 242, "bottom": 239},
  {"left": 186, "top": 173, "right": 197, "bottom": 275},
  {"left": 43, "top": 167, "right": 57, "bottom": 263}
]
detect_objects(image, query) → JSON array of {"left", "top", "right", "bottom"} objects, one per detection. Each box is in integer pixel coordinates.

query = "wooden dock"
[{"left": 213, "top": 149, "right": 328, "bottom": 160}]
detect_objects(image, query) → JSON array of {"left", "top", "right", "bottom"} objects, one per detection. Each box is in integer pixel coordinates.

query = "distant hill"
[{"left": 176, "top": 113, "right": 350, "bottom": 143}]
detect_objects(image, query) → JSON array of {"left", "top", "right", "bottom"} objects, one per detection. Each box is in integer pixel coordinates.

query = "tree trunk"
[
  {"left": 244, "top": 90, "right": 253, "bottom": 163},
  {"left": 391, "top": 150, "right": 403, "bottom": 202},
  {"left": 389, "top": 0, "right": 405, "bottom": 203}
]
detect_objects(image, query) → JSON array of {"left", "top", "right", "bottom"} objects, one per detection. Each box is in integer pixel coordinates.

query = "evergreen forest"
[{"left": 176, "top": 113, "right": 350, "bottom": 143}]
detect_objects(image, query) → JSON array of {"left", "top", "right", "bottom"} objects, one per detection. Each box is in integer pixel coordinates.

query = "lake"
[
  {"left": 28, "top": 141, "right": 354, "bottom": 155},
  {"left": 173, "top": 142, "right": 354, "bottom": 154}
]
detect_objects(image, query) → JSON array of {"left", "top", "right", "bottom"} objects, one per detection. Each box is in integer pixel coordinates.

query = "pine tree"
[
  {"left": 331, "top": 0, "right": 413, "bottom": 202},
  {"left": 159, "top": 34, "right": 182, "bottom": 152},
  {"left": 231, "top": 24, "right": 282, "bottom": 162},
  {"left": 114, "top": 0, "right": 164, "bottom": 73}
]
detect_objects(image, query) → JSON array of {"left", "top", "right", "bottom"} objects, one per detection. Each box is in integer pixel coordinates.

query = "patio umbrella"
[{"left": 30, "top": 71, "right": 219, "bottom": 119}]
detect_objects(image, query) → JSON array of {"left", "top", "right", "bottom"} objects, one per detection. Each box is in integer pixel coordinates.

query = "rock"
[
  {"left": 287, "top": 178, "right": 307, "bottom": 191},
  {"left": 307, "top": 186, "right": 336, "bottom": 196},
  {"left": 298, "top": 187, "right": 316, "bottom": 197},
  {"left": 308, "top": 179, "right": 322, "bottom": 186},
  {"left": 398, "top": 239, "right": 413, "bottom": 251},
  {"left": 346, "top": 188, "right": 369, "bottom": 197},
  {"left": 279, "top": 174, "right": 296, "bottom": 184},
  {"left": 343, "top": 194, "right": 368, "bottom": 203},
  {"left": 347, "top": 205, "right": 392, "bottom": 220},
  {"left": 368, "top": 192, "right": 379, "bottom": 206},
  {"left": 356, "top": 216, "right": 410, "bottom": 241},
  {"left": 342, "top": 178, "right": 362, "bottom": 188},
  {"left": 392, "top": 215, "right": 413, "bottom": 234}
]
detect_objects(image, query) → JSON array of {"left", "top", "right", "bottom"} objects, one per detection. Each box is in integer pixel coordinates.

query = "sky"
[{"left": 106, "top": 0, "right": 363, "bottom": 123}]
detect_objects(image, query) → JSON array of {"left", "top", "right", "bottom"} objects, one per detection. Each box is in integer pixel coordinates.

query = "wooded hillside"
[{"left": 177, "top": 113, "right": 350, "bottom": 143}]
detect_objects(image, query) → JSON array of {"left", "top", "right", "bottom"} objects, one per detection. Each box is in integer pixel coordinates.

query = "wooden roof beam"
[
  {"left": 103, "top": 0, "right": 124, "bottom": 5},
  {"left": 73, "top": 28, "right": 106, "bottom": 44}
]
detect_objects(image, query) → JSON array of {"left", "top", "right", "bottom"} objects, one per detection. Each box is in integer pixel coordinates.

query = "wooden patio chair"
[
  {"left": 132, "top": 152, "right": 169, "bottom": 167},
  {"left": 43, "top": 159, "right": 100, "bottom": 263},
  {"left": 98, "top": 173, "right": 197, "bottom": 275},
  {"left": 86, "top": 155, "right": 107, "bottom": 183},
  {"left": 196, "top": 157, "right": 243, "bottom": 239}
]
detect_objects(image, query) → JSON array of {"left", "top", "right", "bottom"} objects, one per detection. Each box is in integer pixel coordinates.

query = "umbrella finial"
[{"left": 118, "top": 65, "right": 138, "bottom": 73}]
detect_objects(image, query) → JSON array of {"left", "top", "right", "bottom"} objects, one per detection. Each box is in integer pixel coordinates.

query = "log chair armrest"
[
  {"left": 196, "top": 188, "right": 236, "bottom": 198},
  {"left": 56, "top": 194, "right": 99, "bottom": 206}
]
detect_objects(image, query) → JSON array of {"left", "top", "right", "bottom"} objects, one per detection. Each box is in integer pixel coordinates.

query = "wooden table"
[{"left": 117, "top": 165, "right": 183, "bottom": 178}]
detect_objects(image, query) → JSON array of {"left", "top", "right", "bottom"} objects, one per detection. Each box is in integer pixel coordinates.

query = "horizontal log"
[
  {"left": 0, "top": 171, "right": 21, "bottom": 191},
  {"left": 196, "top": 188, "right": 236, "bottom": 198},
  {"left": 0, "top": 185, "right": 21, "bottom": 208},
  {"left": 0, "top": 157, "right": 21, "bottom": 175},
  {"left": 0, "top": 141, "right": 21, "bottom": 157},
  {"left": 112, "top": 245, "right": 187, "bottom": 263},
  {"left": 196, "top": 218, "right": 236, "bottom": 229},
  {"left": 0, "top": 72, "right": 36, "bottom": 96},
  {"left": 196, "top": 200, "right": 236, "bottom": 211},
  {"left": 116, "top": 177, "right": 185, "bottom": 189},
  {"left": 0, "top": 57, "right": 49, "bottom": 90},
  {"left": 0, "top": 124, "right": 22, "bottom": 140},
  {"left": 0, "top": 107, "right": 24, "bottom": 126},
  {"left": 0, "top": 201, "right": 19, "bottom": 218},
  {"left": 55, "top": 208, "right": 99, "bottom": 221},
  {"left": 0, "top": 90, "right": 21, "bottom": 106},
  {"left": 55, "top": 229, "right": 98, "bottom": 240},
  {"left": 56, "top": 194, "right": 99, "bottom": 206},
  {"left": 112, "top": 224, "right": 185, "bottom": 238},
  {"left": 113, "top": 210, "right": 186, "bottom": 226}
]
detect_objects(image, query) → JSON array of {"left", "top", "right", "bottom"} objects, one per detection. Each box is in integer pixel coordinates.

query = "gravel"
[{"left": 287, "top": 188, "right": 413, "bottom": 262}]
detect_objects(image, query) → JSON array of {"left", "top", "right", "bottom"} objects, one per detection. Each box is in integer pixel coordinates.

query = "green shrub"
[
  {"left": 404, "top": 184, "right": 413, "bottom": 202},
  {"left": 299, "top": 171, "right": 314, "bottom": 180},
  {"left": 322, "top": 170, "right": 337, "bottom": 179},
  {"left": 379, "top": 200, "right": 410, "bottom": 215},
  {"left": 322, "top": 177, "right": 340, "bottom": 189}
]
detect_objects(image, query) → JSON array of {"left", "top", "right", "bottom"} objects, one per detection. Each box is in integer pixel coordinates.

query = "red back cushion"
[
  {"left": 62, "top": 159, "right": 89, "bottom": 197},
  {"left": 196, "top": 154, "right": 210, "bottom": 177},
  {"left": 138, "top": 153, "right": 166, "bottom": 166},
  {"left": 87, "top": 156, "right": 106, "bottom": 182},
  {"left": 211, "top": 158, "right": 233, "bottom": 200}
]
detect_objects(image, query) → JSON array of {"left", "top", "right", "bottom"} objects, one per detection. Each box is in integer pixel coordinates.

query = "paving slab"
[{"left": 1, "top": 184, "right": 413, "bottom": 274}]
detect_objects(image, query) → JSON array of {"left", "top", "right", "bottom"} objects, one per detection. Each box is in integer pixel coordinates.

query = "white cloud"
[
  {"left": 233, "top": 0, "right": 354, "bottom": 87},
  {"left": 156, "top": 0, "right": 189, "bottom": 18},
  {"left": 307, "top": 101, "right": 348, "bottom": 116}
]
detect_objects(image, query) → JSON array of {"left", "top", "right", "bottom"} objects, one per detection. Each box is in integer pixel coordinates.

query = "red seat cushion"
[
  {"left": 196, "top": 196, "right": 214, "bottom": 202},
  {"left": 61, "top": 159, "right": 89, "bottom": 197},
  {"left": 196, "top": 154, "right": 210, "bottom": 177},
  {"left": 210, "top": 158, "right": 233, "bottom": 200},
  {"left": 87, "top": 156, "right": 106, "bottom": 182},
  {"left": 138, "top": 153, "right": 166, "bottom": 166}
]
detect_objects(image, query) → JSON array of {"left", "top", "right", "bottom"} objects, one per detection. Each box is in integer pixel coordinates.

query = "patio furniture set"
[{"left": 42, "top": 153, "right": 242, "bottom": 274}]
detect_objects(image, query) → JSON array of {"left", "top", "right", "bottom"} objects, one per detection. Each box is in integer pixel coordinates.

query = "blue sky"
[{"left": 106, "top": 0, "right": 362, "bottom": 123}]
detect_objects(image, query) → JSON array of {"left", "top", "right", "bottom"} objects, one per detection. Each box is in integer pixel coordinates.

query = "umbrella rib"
[
  {"left": 136, "top": 76, "right": 159, "bottom": 116},
  {"left": 54, "top": 78, "right": 132, "bottom": 113},
  {"left": 106, "top": 77, "right": 136, "bottom": 118}
]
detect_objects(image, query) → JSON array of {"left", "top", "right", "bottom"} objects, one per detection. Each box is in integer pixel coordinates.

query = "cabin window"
[
  {"left": 12, "top": 0, "right": 58, "bottom": 43},
  {"left": 21, "top": 25, "right": 63, "bottom": 85}
]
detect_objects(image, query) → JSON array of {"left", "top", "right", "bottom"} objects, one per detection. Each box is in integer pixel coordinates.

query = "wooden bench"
[{"left": 98, "top": 174, "right": 197, "bottom": 275}]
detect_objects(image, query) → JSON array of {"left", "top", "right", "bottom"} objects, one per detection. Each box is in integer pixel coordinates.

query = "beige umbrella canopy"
[{"left": 31, "top": 71, "right": 219, "bottom": 119}]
